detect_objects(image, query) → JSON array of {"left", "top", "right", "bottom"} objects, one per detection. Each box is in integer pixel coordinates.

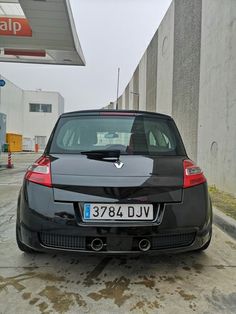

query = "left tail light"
[
  {"left": 25, "top": 156, "right": 52, "bottom": 187},
  {"left": 183, "top": 159, "right": 206, "bottom": 188}
]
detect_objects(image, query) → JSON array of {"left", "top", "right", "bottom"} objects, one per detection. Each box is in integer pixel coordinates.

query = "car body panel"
[{"left": 51, "top": 154, "right": 184, "bottom": 203}]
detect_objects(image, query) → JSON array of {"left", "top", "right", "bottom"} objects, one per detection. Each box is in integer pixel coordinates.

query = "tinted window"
[
  {"left": 29, "top": 103, "right": 52, "bottom": 113},
  {"left": 29, "top": 103, "right": 40, "bottom": 112},
  {"left": 49, "top": 115, "right": 186, "bottom": 156}
]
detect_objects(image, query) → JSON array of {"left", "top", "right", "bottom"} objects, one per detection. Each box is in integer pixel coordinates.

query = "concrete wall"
[
  {"left": 172, "top": 0, "right": 202, "bottom": 162},
  {"left": 128, "top": 78, "right": 134, "bottom": 110},
  {"left": 146, "top": 31, "right": 158, "bottom": 112},
  {"left": 121, "top": 94, "right": 126, "bottom": 109},
  {"left": 156, "top": 2, "right": 175, "bottom": 116},
  {"left": 125, "top": 85, "right": 129, "bottom": 110},
  {"left": 138, "top": 52, "right": 147, "bottom": 111},
  {"left": 117, "top": 0, "right": 236, "bottom": 195},
  {"left": 133, "top": 67, "right": 139, "bottom": 110},
  {"left": 118, "top": 96, "right": 122, "bottom": 110},
  {"left": 197, "top": 0, "right": 236, "bottom": 195}
]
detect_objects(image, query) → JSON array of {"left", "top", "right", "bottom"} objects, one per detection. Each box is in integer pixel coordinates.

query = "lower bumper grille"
[
  {"left": 152, "top": 232, "right": 196, "bottom": 249},
  {"left": 39, "top": 231, "right": 196, "bottom": 251},
  {"left": 39, "top": 232, "right": 86, "bottom": 250}
]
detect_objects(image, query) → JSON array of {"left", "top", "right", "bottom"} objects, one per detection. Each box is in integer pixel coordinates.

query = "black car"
[{"left": 16, "top": 110, "right": 212, "bottom": 254}]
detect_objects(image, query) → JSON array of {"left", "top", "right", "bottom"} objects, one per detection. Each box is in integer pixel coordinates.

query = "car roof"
[{"left": 61, "top": 109, "right": 172, "bottom": 120}]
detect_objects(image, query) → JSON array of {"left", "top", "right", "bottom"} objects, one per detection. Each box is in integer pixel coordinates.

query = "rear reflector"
[
  {"left": 183, "top": 159, "right": 206, "bottom": 188},
  {"left": 25, "top": 156, "right": 52, "bottom": 187}
]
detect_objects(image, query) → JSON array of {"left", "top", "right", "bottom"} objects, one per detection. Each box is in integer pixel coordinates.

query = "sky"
[{"left": 0, "top": 0, "right": 172, "bottom": 112}]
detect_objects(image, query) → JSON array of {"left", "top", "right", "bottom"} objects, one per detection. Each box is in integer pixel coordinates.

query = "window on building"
[{"left": 29, "top": 103, "right": 52, "bottom": 113}]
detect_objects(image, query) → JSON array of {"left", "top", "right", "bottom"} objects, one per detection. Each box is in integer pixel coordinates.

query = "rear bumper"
[
  {"left": 20, "top": 223, "right": 211, "bottom": 255},
  {"left": 17, "top": 182, "right": 212, "bottom": 254}
]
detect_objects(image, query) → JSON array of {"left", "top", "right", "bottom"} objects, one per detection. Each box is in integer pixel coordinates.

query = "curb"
[{"left": 213, "top": 207, "right": 236, "bottom": 240}]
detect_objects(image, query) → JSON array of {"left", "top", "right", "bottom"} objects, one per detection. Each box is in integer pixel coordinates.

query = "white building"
[{"left": 0, "top": 75, "right": 64, "bottom": 150}]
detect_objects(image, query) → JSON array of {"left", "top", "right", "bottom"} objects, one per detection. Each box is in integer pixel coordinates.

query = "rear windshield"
[{"left": 49, "top": 115, "right": 186, "bottom": 156}]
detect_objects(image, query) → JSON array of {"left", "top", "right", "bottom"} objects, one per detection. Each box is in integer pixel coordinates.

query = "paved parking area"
[{"left": 0, "top": 154, "right": 236, "bottom": 314}]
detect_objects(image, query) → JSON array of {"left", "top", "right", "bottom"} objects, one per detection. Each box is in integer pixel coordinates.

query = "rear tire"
[{"left": 16, "top": 222, "right": 37, "bottom": 254}]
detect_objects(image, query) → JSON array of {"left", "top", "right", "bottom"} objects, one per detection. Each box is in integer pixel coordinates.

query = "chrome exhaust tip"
[
  {"left": 91, "top": 238, "right": 104, "bottom": 251},
  {"left": 139, "top": 239, "right": 151, "bottom": 252}
]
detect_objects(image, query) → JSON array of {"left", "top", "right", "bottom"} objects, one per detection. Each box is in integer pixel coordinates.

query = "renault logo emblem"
[{"left": 114, "top": 160, "right": 124, "bottom": 169}]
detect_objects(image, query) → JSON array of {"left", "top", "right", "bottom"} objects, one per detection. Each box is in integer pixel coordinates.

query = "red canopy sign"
[
  {"left": 4, "top": 49, "right": 46, "bottom": 57},
  {"left": 0, "top": 17, "right": 32, "bottom": 37}
]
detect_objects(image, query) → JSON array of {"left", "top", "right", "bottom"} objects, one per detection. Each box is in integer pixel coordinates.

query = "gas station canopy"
[{"left": 0, "top": 0, "right": 85, "bottom": 65}]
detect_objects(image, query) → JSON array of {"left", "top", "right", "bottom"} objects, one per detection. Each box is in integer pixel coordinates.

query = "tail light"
[
  {"left": 183, "top": 159, "right": 206, "bottom": 188},
  {"left": 25, "top": 156, "right": 52, "bottom": 187}
]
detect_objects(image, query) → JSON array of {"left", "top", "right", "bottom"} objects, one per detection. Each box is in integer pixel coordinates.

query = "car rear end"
[{"left": 17, "top": 110, "right": 212, "bottom": 254}]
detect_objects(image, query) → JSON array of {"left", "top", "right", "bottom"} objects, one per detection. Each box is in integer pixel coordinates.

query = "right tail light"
[{"left": 183, "top": 159, "right": 206, "bottom": 188}]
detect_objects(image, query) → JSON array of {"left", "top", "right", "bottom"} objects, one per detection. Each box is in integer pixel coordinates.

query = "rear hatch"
[
  {"left": 51, "top": 154, "right": 184, "bottom": 202},
  {"left": 48, "top": 111, "right": 187, "bottom": 203}
]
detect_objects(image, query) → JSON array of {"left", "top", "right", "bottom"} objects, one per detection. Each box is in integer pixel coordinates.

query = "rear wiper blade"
[{"left": 81, "top": 150, "right": 120, "bottom": 161}]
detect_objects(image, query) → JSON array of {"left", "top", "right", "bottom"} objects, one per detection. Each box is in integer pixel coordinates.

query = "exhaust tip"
[
  {"left": 139, "top": 239, "right": 151, "bottom": 252},
  {"left": 91, "top": 238, "right": 104, "bottom": 251}
]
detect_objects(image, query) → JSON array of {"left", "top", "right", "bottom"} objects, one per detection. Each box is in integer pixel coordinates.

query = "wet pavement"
[{"left": 0, "top": 153, "right": 236, "bottom": 314}]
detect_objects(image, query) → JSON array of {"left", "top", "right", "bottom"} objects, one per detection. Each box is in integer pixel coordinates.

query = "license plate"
[{"left": 83, "top": 203, "right": 153, "bottom": 221}]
